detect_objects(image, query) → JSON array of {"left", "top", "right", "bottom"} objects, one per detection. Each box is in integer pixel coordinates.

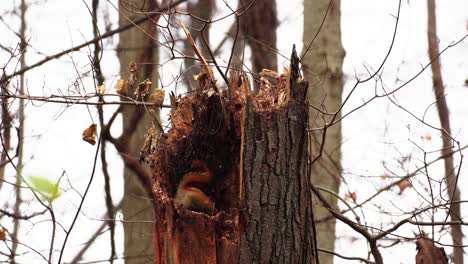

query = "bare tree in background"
[
  {"left": 427, "top": 0, "right": 463, "bottom": 263},
  {"left": 10, "top": 0, "right": 27, "bottom": 262},
  {"left": 239, "top": 0, "right": 278, "bottom": 89},
  {"left": 183, "top": 0, "right": 215, "bottom": 91},
  {"left": 302, "top": 1, "right": 345, "bottom": 263},
  {"left": 118, "top": 0, "right": 160, "bottom": 262}
]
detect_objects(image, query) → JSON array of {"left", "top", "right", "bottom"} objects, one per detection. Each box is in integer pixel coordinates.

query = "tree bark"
[
  {"left": 427, "top": 1, "right": 463, "bottom": 263},
  {"left": 11, "top": 0, "right": 27, "bottom": 262},
  {"left": 302, "top": 1, "right": 345, "bottom": 263},
  {"left": 118, "top": 1, "right": 160, "bottom": 262},
  {"left": 239, "top": 69, "right": 314, "bottom": 263},
  {"left": 151, "top": 49, "right": 315, "bottom": 263}
]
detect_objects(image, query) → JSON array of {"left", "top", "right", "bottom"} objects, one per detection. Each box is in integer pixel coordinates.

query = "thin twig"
[
  {"left": 87, "top": 0, "right": 117, "bottom": 261},
  {"left": 5, "top": 0, "right": 187, "bottom": 81},
  {"left": 58, "top": 131, "right": 103, "bottom": 263},
  {"left": 0, "top": 93, "right": 171, "bottom": 107}
]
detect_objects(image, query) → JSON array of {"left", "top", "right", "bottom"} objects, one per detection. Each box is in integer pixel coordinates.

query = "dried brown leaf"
[
  {"left": 0, "top": 227, "right": 6, "bottom": 241},
  {"left": 149, "top": 88, "right": 165, "bottom": 105},
  {"left": 396, "top": 179, "right": 412, "bottom": 193},
  {"left": 128, "top": 62, "right": 138, "bottom": 86},
  {"left": 97, "top": 84, "right": 105, "bottom": 94},
  {"left": 135, "top": 78, "right": 151, "bottom": 99},
  {"left": 82, "top": 124, "right": 97, "bottom": 145},
  {"left": 140, "top": 126, "right": 160, "bottom": 163},
  {"left": 115, "top": 79, "right": 127, "bottom": 96}
]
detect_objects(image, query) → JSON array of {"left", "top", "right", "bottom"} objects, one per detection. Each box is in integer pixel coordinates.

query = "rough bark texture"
[
  {"left": 152, "top": 49, "right": 315, "bottom": 263},
  {"left": 239, "top": 73, "right": 314, "bottom": 263},
  {"left": 302, "top": 1, "right": 345, "bottom": 263},
  {"left": 426, "top": 1, "right": 463, "bottom": 263},
  {"left": 239, "top": 0, "right": 278, "bottom": 89},
  {"left": 118, "top": 1, "right": 159, "bottom": 262}
]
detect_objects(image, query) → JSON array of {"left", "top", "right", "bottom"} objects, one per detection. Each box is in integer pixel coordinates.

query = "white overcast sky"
[{"left": 0, "top": 0, "right": 467, "bottom": 263}]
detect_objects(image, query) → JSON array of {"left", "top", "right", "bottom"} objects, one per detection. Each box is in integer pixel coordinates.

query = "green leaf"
[{"left": 28, "top": 176, "right": 62, "bottom": 203}]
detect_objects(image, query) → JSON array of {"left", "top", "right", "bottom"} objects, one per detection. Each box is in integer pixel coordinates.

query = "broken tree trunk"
[{"left": 151, "top": 47, "right": 315, "bottom": 264}]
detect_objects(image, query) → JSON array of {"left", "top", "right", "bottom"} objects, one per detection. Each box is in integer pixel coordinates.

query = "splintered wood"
[
  {"left": 180, "top": 20, "right": 214, "bottom": 81},
  {"left": 255, "top": 66, "right": 292, "bottom": 109},
  {"left": 151, "top": 45, "right": 313, "bottom": 264}
]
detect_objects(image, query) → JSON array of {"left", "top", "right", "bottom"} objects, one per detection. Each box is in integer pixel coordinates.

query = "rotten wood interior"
[{"left": 150, "top": 46, "right": 314, "bottom": 264}]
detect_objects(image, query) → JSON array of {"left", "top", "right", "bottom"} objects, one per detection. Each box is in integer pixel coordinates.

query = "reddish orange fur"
[{"left": 174, "top": 160, "right": 214, "bottom": 214}]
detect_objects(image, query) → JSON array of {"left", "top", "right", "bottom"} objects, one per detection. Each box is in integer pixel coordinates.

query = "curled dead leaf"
[
  {"left": 115, "top": 79, "right": 127, "bottom": 96},
  {"left": 139, "top": 126, "right": 160, "bottom": 163},
  {"left": 149, "top": 88, "right": 165, "bottom": 105},
  {"left": 97, "top": 84, "right": 105, "bottom": 94},
  {"left": 135, "top": 78, "right": 151, "bottom": 99},
  {"left": 396, "top": 179, "right": 412, "bottom": 194},
  {"left": 0, "top": 227, "right": 7, "bottom": 241},
  {"left": 82, "top": 124, "right": 97, "bottom": 145},
  {"left": 128, "top": 62, "right": 138, "bottom": 86}
]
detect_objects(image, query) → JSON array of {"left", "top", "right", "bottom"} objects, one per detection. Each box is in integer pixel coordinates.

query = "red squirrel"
[{"left": 174, "top": 160, "right": 215, "bottom": 215}]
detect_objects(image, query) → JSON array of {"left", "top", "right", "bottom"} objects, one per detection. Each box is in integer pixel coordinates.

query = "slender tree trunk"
[
  {"left": 427, "top": 1, "right": 463, "bottom": 263},
  {"left": 118, "top": 1, "right": 160, "bottom": 262},
  {"left": 302, "top": 1, "right": 345, "bottom": 263},
  {"left": 11, "top": 0, "right": 27, "bottom": 262}
]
